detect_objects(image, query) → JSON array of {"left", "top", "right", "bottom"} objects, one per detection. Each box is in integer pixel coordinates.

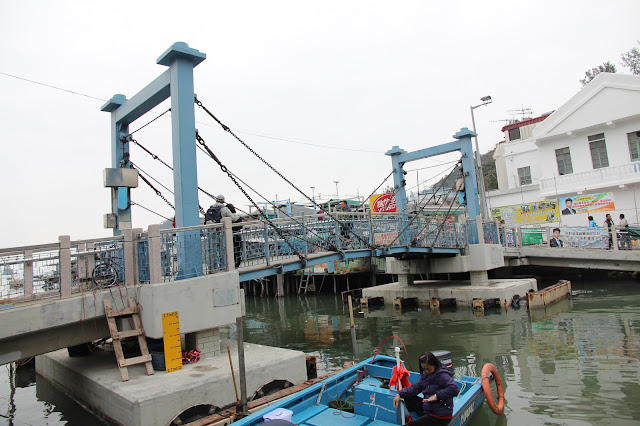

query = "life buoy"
[{"left": 481, "top": 363, "right": 505, "bottom": 415}]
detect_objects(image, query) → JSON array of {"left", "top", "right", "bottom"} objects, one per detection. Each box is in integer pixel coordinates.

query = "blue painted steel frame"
[
  {"left": 385, "top": 128, "right": 480, "bottom": 219},
  {"left": 101, "top": 42, "right": 206, "bottom": 278}
]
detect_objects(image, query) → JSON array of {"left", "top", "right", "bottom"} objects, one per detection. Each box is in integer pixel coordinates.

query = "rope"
[{"left": 195, "top": 97, "right": 374, "bottom": 249}]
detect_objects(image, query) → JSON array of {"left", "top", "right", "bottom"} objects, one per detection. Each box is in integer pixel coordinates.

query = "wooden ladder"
[{"left": 103, "top": 298, "right": 154, "bottom": 381}]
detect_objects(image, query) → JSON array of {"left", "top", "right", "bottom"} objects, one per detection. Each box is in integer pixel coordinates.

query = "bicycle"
[{"left": 92, "top": 249, "right": 121, "bottom": 288}]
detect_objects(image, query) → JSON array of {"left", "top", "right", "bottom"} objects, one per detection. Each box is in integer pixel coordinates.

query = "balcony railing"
[{"left": 539, "top": 162, "right": 640, "bottom": 196}]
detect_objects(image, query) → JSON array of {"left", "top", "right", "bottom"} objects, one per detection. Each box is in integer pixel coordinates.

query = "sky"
[{"left": 1, "top": 0, "right": 638, "bottom": 247}]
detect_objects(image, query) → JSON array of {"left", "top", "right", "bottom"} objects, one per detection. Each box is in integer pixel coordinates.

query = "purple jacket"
[{"left": 398, "top": 367, "right": 459, "bottom": 417}]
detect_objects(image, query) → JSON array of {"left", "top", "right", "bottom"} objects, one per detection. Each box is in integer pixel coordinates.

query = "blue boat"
[{"left": 233, "top": 354, "right": 498, "bottom": 425}]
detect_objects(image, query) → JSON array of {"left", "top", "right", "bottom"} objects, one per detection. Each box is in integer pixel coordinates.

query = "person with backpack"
[{"left": 205, "top": 195, "right": 243, "bottom": 268}]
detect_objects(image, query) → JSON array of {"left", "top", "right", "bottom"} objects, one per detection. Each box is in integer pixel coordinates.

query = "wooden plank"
[
  {"left": 120, "top": 354, "right": 152, "bottom": 367},
  {"left": 113, "top": 329, "right": 144, "bottom": 339},
  {"left": 106, "top": 306, "right": 138, "bottom": 317}
]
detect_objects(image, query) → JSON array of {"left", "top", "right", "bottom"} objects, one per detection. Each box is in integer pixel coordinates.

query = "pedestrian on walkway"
[
  {"left": 604, "top": 214, "right": 614, "bottom": 249},
  {"left": 588, "top": 216, "right": 597, "bottom": 228},
  {"left": 619, "top": 213, "right": 630, "bottom": 250}
]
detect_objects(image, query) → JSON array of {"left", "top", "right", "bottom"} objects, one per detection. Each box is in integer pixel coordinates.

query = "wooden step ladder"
[{"left": 103, "top": 298, "right": 154, "bottom": 381}]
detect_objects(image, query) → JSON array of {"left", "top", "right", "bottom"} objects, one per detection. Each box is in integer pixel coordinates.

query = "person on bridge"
[
  {"left": 392, "top": 352, "right": 459, "bottom": 425},
  {"left": 604, "top": 214, "right": 614, "bottom": 249},
  {"left": 206, "top": 195, "right": 243, "bottom": 268},
  {"left": 588, "top": 216, "right": 597, "bottom": 228},
  {"left": 619, "top": 213, "right": 630, "bottom": 250},
  {"left": 550, "top": 228, "right": 564, "bottom": 247},
  {"left": 338, "top": 200, "right": 353, "bottom": 244}
]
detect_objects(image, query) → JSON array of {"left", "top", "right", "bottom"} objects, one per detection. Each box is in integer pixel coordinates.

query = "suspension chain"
[
  {"left": 194, "top": 97, "right": 374, "bottom": 249},
  {"left": 385, "top": 160, "right": 462, "bottom": 247},
  {"left": 196, "top": 133, "right": 306, "bottom": 264}
]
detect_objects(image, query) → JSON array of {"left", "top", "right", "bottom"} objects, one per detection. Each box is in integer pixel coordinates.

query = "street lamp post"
[
  {"left": 311, "top": 186, "right": 316, "bottom": 214},
  {"left": 334, "top": 181, "right": 340, "bottom": 199},
  {"left": 470, "top": 96, "right": 492, "bottom": 219}
]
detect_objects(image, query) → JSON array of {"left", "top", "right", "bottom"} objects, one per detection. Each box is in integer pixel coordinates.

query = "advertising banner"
[
  {"left": 491, "top": 200, "right": 560, "bottom": 226},
  {"left": 559, "top": 227, "right": 609, "bottom": 249},
  {"left": 370, "top": 193, "right": 397, "bottom": 214},
  {"left": 559, "top": 192, "right": 615, "bottom": 215}
]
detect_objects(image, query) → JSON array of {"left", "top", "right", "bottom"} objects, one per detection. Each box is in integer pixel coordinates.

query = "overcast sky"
[{"left": 1, "top": 0, "right": 638, "bottom": 247}]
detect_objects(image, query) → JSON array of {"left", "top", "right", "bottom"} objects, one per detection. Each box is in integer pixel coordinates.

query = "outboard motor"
[{"left": 432, "top": 350, "right": 453, "bottom": 370}]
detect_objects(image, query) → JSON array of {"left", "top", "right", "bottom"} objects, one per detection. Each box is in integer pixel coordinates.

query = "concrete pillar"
[
  {"left": 148, "top": 225, "right": 162, "bottom": 284},
  {"left": 185, "top": 327, "right": 220, "bottom": 358},
  {"left": 476, "top": 215, "right": 484, "bottom": 244},
  {"left": 223, "top": 217, "right": 235, "bottom": 271},
  {"left": 24, "top": 250, "right": 33, "bottom": 299},
  {"left": 276, "top": 273, "right": 285, "bottom": 297},
  {"left": 123, "top": 228, "right": 135, "bottom": 286},
  {"left": 516, "top": 226, "right": 523, "bottom": 247},
  {"left": 470, "top": 270, "right": 489, "bottom": 286},
  {"left": 546, "top": 226, "right": 551, "bottom": 247},
  {"left": 398, "top": 273, "right": 414, "bottom": 286},
  {"left": 59, "top": 236, "right": 71, "bottom": 298}
]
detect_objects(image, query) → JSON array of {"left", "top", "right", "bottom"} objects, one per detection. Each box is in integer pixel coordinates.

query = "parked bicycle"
[{"left": 92, "top": 248, "right": 121, "bottom": 288}]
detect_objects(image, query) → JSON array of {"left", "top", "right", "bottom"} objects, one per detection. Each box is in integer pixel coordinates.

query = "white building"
[{"left": 488, "top": 73, "right": 640, "bottom": 227}]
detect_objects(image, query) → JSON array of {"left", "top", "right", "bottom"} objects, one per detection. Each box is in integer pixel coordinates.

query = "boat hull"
[{"left": 234, "top": 355, "right": 487, "bottom": 425}]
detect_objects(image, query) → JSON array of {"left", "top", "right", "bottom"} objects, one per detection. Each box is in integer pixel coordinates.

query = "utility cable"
[{"left": 126, "top": 108, "right": 171, "bottom": 137}]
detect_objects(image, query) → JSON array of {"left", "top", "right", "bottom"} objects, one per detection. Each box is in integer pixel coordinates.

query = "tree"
[
  {"left": 580, "top": 61, "right": 616, "bottom": 86},
  {"left": 621, "top": 41, "right": 640, "bottom": 75}
]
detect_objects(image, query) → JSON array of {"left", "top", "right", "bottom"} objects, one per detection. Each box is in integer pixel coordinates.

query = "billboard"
[
  {"left": 491, "top": 200, "right": 560, "bottom": 226},
  {"left": 369, "top": 193, "right": 397, "bottom": 214},
  {"left": 559, "top": 192, "right": 615, "bottom": 215}
]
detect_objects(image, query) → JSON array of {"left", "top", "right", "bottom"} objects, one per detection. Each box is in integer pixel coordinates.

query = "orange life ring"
[{"left": 481, "top": 363, "right": 505, "bottom": 415}]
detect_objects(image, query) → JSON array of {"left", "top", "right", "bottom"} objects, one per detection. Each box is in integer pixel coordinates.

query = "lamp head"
[{"left": 480, "top": 95, "right": 492, "bottom": 103}]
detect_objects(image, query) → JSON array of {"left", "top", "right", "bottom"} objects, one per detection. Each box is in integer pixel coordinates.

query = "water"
[{"left": 2, "top": 278, "right": 639, "bottom": 425}]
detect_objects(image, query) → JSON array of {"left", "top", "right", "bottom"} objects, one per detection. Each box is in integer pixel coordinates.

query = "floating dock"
[
  {"left": 36, "top": 341, "right": 308, "bottom": 426},
  {"left": 362, "top": 278, "right": 537, "bottom": 307}
]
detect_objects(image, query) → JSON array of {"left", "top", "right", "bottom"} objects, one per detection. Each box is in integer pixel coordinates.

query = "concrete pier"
[
  {"left": 36, "top": 341, "right": 307, "bottom": 426},
  {"left": 362, "top": 278, "right": 537, "bottom": 307}
]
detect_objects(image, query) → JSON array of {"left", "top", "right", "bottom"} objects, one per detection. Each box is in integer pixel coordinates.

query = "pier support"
[
  {"left": 276, "top": 273, "right": 285, "bottom": 297},
  {"left": 470, "top": 270, "right": 489, "bottom": 286}
]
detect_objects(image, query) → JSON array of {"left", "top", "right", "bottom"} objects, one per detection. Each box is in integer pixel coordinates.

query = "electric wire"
[
  {"left": 126, "top": 108, "right": 171, "bottom": 137},
  {"left": 131, "top": 163, "right": 174, "bottom": 195}
]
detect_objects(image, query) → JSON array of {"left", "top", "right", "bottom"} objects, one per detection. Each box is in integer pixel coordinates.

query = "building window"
[
  {"left": 628, "top": 131, "right": 640, "bottom": 161},
  {"left": 588, "top": 133, "right": 609, "bottom": 169},
  {"left": 555, "top": 147, "right": 573, "bottom": 175},
  {"left": 508, "top": 127, "right": 521, "bottom": 141},
  {"left": 517, "top": 166, "right": 532, "bottom": 185}
]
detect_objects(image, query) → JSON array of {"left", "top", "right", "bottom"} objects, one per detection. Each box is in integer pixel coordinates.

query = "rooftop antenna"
[{"left": 507, "top": 106, "right": 534, "bottom": 122}]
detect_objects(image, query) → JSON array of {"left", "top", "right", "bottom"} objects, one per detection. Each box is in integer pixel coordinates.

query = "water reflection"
[{"left": 243, "top": 280, "right": 640, "bottom": 425}]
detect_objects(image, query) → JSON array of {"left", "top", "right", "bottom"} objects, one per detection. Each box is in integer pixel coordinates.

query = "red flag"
[{"left": 389, "top": 364, "right": 411, "bottom": 390}]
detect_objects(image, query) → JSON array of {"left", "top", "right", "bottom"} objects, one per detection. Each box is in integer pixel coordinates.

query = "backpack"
[{"left": 205, "top": 206, "right": 222, "bottom": 223}]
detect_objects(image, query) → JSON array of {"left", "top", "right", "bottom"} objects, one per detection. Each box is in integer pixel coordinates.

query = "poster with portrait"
[
  {"left": 491, "top": 200, "right": 560, "bottom": 226},
  {"left": 559, "top": 192, "right": 615, "bottom": 215}
]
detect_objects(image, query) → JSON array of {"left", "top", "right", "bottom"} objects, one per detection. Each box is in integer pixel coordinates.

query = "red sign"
[{"left": 370, "top": 193, "right": 397, "bottom": 213}]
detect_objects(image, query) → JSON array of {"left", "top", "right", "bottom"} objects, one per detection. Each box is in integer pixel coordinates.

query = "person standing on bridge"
[
  {"left": 604, "top": 214, "right": 614, "bottom": 249},
  {"left": 206, "top": 195, "right": 243, "bottom": 268},
  {"left": 619, "top": 213, "right": 630, "bottom": 250},
  {"left": 549, "top": 228, "right": 564, "bottom": 248},
  {"left": 338, "top": 200, "right": 353, "bottom": 245},
  {"left": 588, "top": 216, "right": 597, "bottom": 228}
]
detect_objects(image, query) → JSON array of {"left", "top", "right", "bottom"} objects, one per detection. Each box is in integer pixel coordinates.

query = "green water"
[
  {"left": 242, "top": 280, "right": 640, "bottom": 426},
  {"left": 1, "top": 279, "right": 639, "bottom": 425}
]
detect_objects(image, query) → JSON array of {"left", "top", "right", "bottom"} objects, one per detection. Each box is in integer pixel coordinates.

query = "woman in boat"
[{"left": 393, "top": 352, "right": 459, "bottom": 425}]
